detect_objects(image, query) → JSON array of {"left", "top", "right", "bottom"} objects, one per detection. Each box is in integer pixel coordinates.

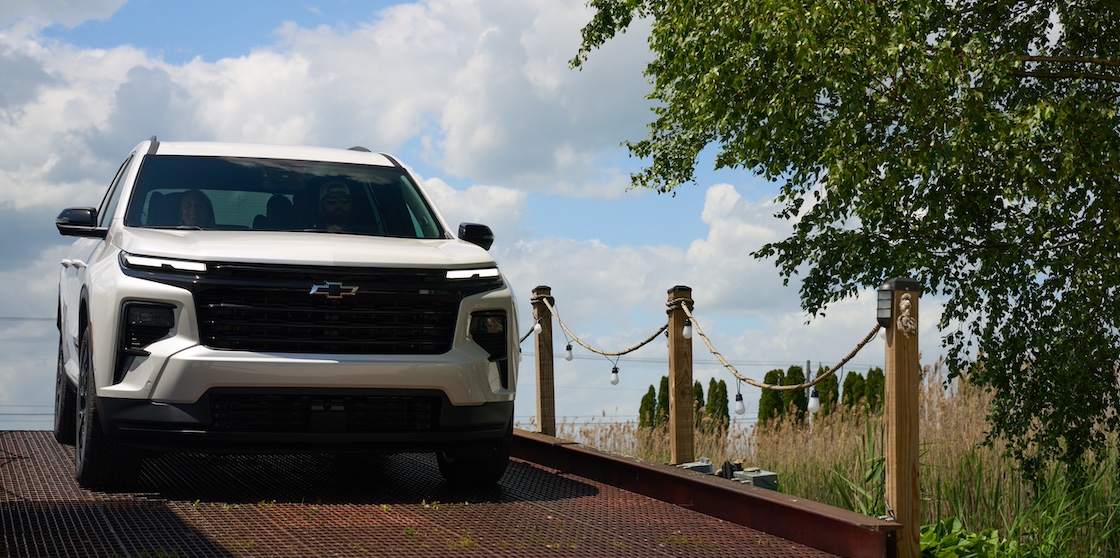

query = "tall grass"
[{"left": 547, "top": 362, "right": 1120, "bottom": 556}]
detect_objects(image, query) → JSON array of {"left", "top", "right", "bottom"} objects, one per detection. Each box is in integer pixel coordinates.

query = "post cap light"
[
  {"left": 877, "top": 278, "right": 921, "bottom": 328},
  {"left": 876, "top": 289, "right": 893, "bottom": 328}
]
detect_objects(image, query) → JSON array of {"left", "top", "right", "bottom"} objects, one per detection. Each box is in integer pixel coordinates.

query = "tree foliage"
[
  {"left": 693, "top": 380, "right": 705, "bottom": 429},
  {"left": 842, "top": 371, "right": 866, "bottom": 409},
  {"left": 575, "top": 0, "right": 1120, "bottom": 478},
  {"left": 758, "top": 369, "right": 785, "bottom": 425},
  {"left": 782, "top": 365, "right": 809, "bottom": 423},
  {"left": 656, "top": 375, "right": 670, "bottom": 426},
  {"left": 707, "top": 378, "right": 730, "bottom": 431},
  {"left": 865, "top": 367, "right": 886, "bottom": 413},
  {"left": 814, "top": 365, "right": 840, "bottom": 417},
  {"left": 639, "top": 385, "right": 658, "bottom": 428}
]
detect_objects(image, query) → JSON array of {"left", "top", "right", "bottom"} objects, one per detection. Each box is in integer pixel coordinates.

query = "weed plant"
[{"left": 546, "top": 362, "right": 1120, "bottom": 557}]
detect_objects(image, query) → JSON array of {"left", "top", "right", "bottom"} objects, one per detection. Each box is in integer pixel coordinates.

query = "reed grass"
[{"left": 543, "top": 361, "right": 1120, "bottom": 556}]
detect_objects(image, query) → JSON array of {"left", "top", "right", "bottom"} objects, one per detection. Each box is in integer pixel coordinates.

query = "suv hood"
[{"left": 115, "top": 228, "right": 497, "bottom": 269}]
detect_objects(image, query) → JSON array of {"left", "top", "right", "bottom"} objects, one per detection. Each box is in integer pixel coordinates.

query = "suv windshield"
[{"left": 124, "top": 155, "right": 445, "bottom": 239}]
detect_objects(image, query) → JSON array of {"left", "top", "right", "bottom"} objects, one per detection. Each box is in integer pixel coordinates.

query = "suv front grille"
[
  {"left": 184, "top": 263, "right": 500, "bottom": 354},
  {"left": 209, "top": 392, "right": 442, "bottom": 433}
]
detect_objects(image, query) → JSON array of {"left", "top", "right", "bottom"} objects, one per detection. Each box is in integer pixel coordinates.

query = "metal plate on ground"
[{"left": 2, "top": 431, "right": 836, "bottom": 557}]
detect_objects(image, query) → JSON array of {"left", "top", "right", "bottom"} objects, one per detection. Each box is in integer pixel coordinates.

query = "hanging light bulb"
[
  {"left": 734, "top": 392, "right": 746, "bottom": 415},
  {"left": 609, "top": 366, "right": 620, "bottom": 385},
  {"left": 682, "top": 319, "right": 693, "bottom": 340},
  {"left": 807, "top": 388, "right": 821, "bottom": 414},
  {"left": 564, "top": 343, "right": 573, "bottom": 361},
  {"left": 533, "top": 321, "right": 543, "bottom": 334}
]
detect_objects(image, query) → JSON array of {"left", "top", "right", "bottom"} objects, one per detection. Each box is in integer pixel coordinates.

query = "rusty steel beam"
[{"left": 512, "top": 429, "right": 900, "bottom": 558}]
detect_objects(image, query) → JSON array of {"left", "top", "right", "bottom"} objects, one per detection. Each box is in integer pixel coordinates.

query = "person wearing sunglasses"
[{"left": 317, "top": 181, "right": 359, "bottom": 232}]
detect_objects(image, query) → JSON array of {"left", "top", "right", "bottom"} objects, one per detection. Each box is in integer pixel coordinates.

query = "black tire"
[
  {"left": 436, "top": 418, "right": 513, "bottom": 486},
  {"left": 53, "top": 336, "right": 77, "bottom": 445},
  {"left": 74, "top": 325, "right": 141, "bottom": 490}
]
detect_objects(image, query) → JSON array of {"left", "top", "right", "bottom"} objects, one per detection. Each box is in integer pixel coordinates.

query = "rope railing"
[
  {"left": 527, "top": 293, "right": 880, "bottom": 392},
  {"left": 519, "top": 321, "right": 538, "bottom": 344},
  {"left": 677, "top": 302, "right": 882, "bottom": 391},
  {"left": 543, "top": 297, "right": 668, "bottom": 358}
]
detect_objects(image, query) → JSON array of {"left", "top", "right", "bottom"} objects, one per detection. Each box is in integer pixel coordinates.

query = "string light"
[
  {"left": 734, "top": 380, "right": 746, "bottom": 415},
  {"left": 682, "top": 319, "right": 693, "bottom": 340},
  {"left": 564, "top": 343, "right": 574, "bottom": 361},
  {"left": 808, "top": 388, "right": 821, "bottom": 414},
  {"left": 609, "top": 366, "right": 620, "bottom": 385},
  {"left": 533, "top": 321, "right": 543, "bottom": 334}
]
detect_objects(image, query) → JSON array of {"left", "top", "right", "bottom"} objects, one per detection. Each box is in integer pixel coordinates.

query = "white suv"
[{"left": 54, "top": 137, "right": 519, "bottom": 489}]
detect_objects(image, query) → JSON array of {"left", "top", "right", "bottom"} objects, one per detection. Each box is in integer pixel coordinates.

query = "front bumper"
[{"left": 99, "top": 389, "right": 513, "bottom": 454}]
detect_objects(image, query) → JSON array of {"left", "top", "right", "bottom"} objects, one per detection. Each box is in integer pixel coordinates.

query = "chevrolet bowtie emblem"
[{"left": 309, "top": 282, "right": 359, "bottom": 299}]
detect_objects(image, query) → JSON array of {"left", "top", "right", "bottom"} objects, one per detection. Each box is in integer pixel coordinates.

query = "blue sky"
[
  {"left": 41, "top": 1, "right": 392, "bottom": 64},
  {"left": 0, "top": 0, "right": 939, "bottom": 431}
]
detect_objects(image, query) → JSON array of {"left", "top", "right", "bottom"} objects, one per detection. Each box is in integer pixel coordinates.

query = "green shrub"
[{"left": 921, "top": 517, "right": 1019, "bottom": 558}]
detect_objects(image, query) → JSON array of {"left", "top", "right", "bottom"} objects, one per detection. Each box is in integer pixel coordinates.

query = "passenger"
[
  {"left": 317, "top": 181, "right": 371, "bottom": 233},
  {"left": 266, "top": 194, "right": 296, "bottom": 230},
  {"left": 179, "top": 189, "right": 215, "bottom": 227}
]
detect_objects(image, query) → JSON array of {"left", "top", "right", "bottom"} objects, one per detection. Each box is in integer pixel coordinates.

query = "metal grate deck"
[{"left": 2, "top": 431, "right": 839, "bottom": 557}]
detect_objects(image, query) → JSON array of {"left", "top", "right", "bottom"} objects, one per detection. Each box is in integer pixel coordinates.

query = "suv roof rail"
[
  {"left": 146, "top": 135, "right": 159, "bottom": 155},
  {"left": 347, "top": 146, "right": 371, "bottom": 152}
]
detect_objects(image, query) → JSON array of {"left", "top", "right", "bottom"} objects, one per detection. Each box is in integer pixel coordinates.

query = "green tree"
[
  {"left": 692, "top": 380, "right": 705, "bottom": 429},
  {"left": 842, "top": 372, "right": 866, "bottom": 410},
  {"left": 757, "top": 369, "right": 784, "bottom": 426},
  {"left": 781, "top": 365, "right": 808, "bottom": 423},
  {"left": 639, "top": 385, "right": 658, "bottom": 428},
  {"left": 706, "top": 378, "right": 718, "bottom": 431},
  {"left": 709, "top": 379, "right": 729, "bottom": 431},
  {"left": 574, "top": 0, "right": 1120, "bottom": 478},
  {"left": 864, "top": 367, "right": 886, "bottom": 414},
  {"left": 656, "top": 375, "right": 670, "bottom": 426},
  {"left": 814, "top": 365, "right": 840, "bottom": 417}
]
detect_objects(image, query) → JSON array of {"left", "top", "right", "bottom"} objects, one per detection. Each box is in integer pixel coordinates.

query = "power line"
[{"left": 521, "top": 352, "right": 882, "bottom": 371}]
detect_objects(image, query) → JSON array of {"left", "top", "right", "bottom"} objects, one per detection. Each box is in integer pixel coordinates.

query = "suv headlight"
[
  {"left": 447, "top": 268, "right": 499, "bottom": 280},
  {"left": 446, "top": 267, "right": 505, "bottom": 296},
  {"left": 121, "top": 252, "right": 207, "bottom": 273}
]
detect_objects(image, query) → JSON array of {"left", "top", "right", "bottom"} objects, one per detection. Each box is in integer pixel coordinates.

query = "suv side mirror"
[
  {"left": 458, "top": 223, "right": 494, "bottom": 251},
  {"left": 56, "top": 207, "right": 107, "bottom": 238}
]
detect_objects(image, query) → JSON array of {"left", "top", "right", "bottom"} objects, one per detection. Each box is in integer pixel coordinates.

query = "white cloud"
[
  {"left": 419, "top": 175, "right": 528, "bottom": 248},
  {"left": 0, "top": 0, "right": 125, "bottom": 28},
  {"left": 685, "top": 183, "right": 799, "bottom": 313}
]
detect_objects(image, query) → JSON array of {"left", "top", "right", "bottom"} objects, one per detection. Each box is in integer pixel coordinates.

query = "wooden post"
[
  {"left": 532, "top": 286, "right": 556, "bottom": 437},
  {"left": 880, "top": 278, "right": 921, "bottom": 558},
  {"left": 666, "top": 286, "right": 694, "bottom": 465}
]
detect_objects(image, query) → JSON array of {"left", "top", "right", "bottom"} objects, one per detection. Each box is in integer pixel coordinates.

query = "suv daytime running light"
[
  {"left": 123, "top": 253, "right": 207, "bottom": 273},
  {"left": 447, "top": 268, "right": 499, "bottom": 280}
]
